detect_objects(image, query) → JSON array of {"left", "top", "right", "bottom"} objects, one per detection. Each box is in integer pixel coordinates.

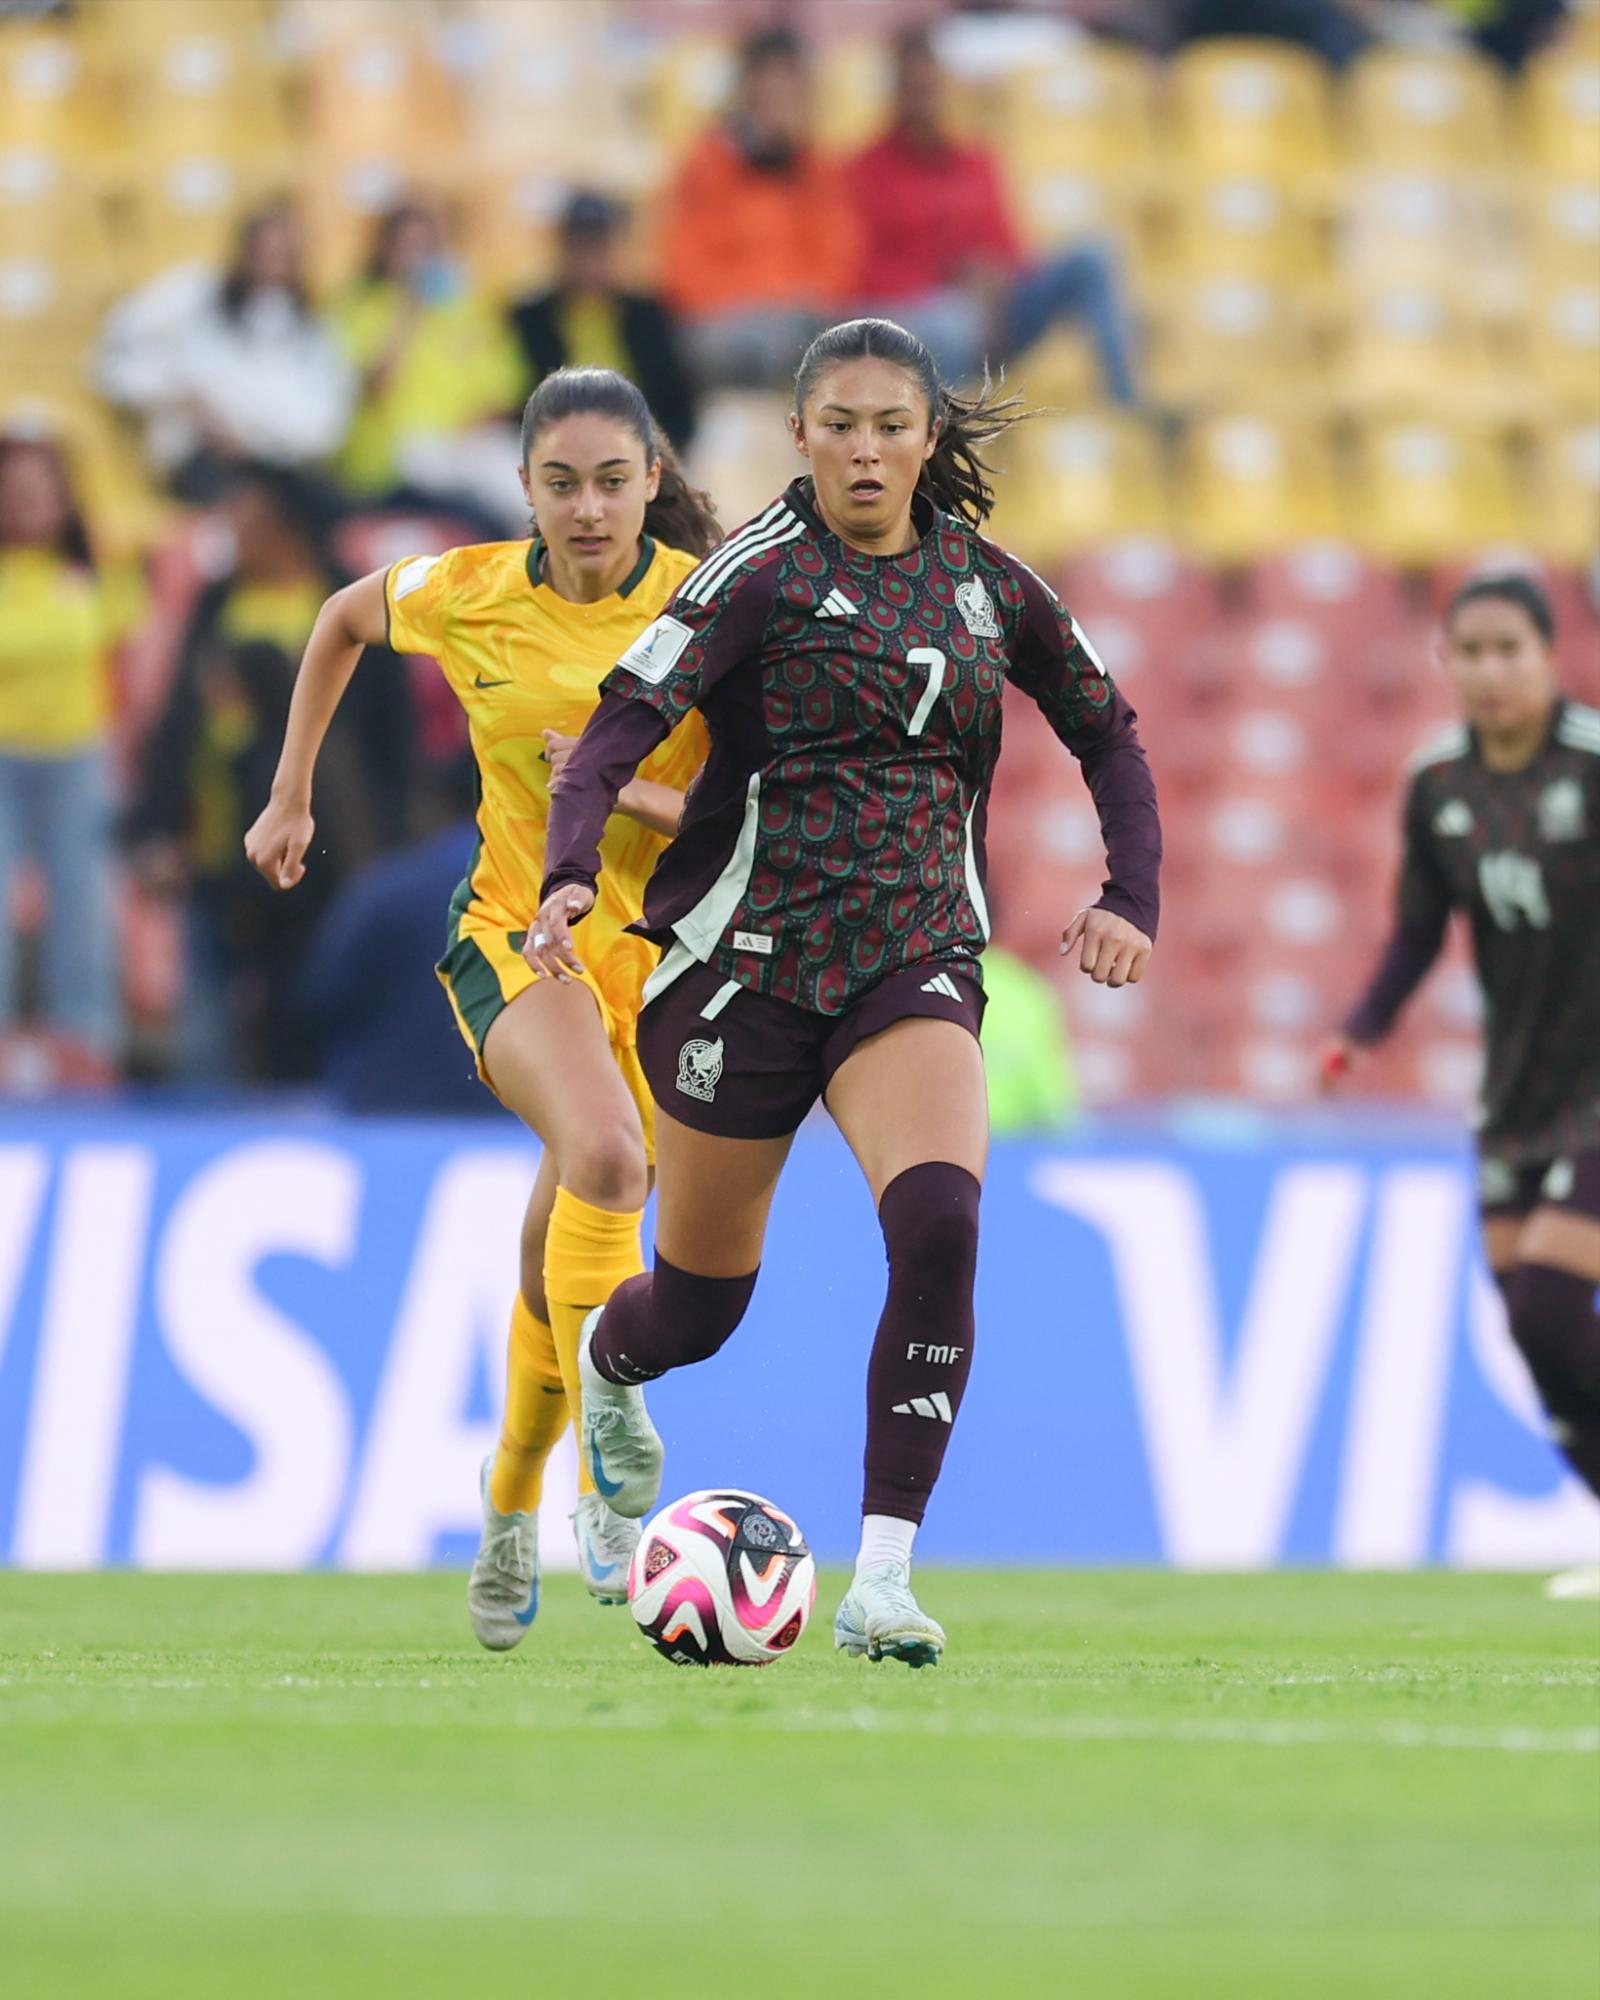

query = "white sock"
[{"left": 855, "top": 1514, "right": 916, "bottom": 1578}]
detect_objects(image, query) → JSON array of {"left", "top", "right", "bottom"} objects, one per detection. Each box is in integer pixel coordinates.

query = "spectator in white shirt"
[{"left": 96, "top": 200, "right": 354, "bottom": 498}]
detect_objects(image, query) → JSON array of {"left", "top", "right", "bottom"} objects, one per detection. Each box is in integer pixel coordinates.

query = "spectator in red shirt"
[
  {"left": 660, "top": 30, "right": 861, "bottom": 391},
  {"left": 848, "top": 28, "right": 1138, "bottom": 404}
]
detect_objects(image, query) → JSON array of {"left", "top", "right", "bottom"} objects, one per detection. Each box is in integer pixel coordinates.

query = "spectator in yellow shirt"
[
  {"left": 336, "top": 200, "right": 526, "bottom": 529},
  {"left": 0, "top": 432, "right": 141, "bottom": 1061}
]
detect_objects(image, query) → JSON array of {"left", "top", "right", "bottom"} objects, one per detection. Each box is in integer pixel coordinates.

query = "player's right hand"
[
  {"left": 1318, "top": 1034, "right": 1361, "bottom": 1093},
  {"left": 524, "top": 882, "right": 595, "bottom": 981},
  {"left": 243, "top": 796, "right": 314, "bottom": 891}
]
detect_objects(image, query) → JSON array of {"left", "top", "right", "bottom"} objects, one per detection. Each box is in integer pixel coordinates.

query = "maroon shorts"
[
  {"left": 637, "top": 956, "right": 986, "bottom": 1140},
  {"left": 1478, "top": 1145, "right": 1600, "bottom": 1223}
]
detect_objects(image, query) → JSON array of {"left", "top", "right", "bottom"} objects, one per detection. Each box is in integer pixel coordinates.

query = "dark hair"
[
  {"left": 0, "top": 432, "right": 95, "bottom": 568},
  {"left": 219, "top": 199, "right": 309, "bottom": 321},
  {"left": 518, "top": 367, "right": 723, "bottom": 559},
  {"left": 1447, "top": 572, "right": 1556, "bottom": 645},
  {"left": 739, "top": 27, "right": 805, "bottom": 76},
  {"left": 792, "top": 317, "right": 1029, "bottom": 527},
  {"left": 364, "top": 199, "right": 437, "bottom": 284}
]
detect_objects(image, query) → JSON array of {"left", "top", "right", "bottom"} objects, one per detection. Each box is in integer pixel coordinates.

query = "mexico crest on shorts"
[
  {"left": 676, "top": 1036, "right": 724, "bottom": 1102},
  {"left": 955, "top": 576, "right": 1000, "bottom": 639}
]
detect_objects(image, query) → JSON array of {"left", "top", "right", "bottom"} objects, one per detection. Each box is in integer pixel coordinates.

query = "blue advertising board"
[{"left": 0, "top": 1110, "right": 1594, "bottom": 1569}]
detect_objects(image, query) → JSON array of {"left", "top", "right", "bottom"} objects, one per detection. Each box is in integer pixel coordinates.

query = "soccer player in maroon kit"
[
  {"left": 527, "top": 318, "right": 1161, "bottom": 1665},
  {"left": 1326, "top": 576, "right": 1600, "bottom": 1599}
]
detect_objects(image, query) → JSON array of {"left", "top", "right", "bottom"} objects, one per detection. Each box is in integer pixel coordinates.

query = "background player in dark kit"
[
  {"left": 1326, "top": 575, "right": 1600, "bottom": 1598},
  {"left": 527, "top": 318, "right": 1162, "bottom": 1665}
]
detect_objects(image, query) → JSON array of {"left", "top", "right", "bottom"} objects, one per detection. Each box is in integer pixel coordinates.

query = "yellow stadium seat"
[
  {"left": 0, "top": 148, "right": 112, "bottom": 274},
  {"left": 119, "top": 29, "right": 291, "bottom": 165},
  {"left": 300, "top": 155, "right": 432, "bottom": 292},
  {"left": 1150, "top": 279, "right": 1318, "bottom": 417},
  {"left": 986, "top": 411, "right": 1169, "bottom": 564},
  {"left": 1171, "top": 40, "right": 1335, "bottom": 188},
  {"left": 1176, "top": 415, "right": 1344, "bottom": 564},
  {"left": 813, "top": 39, "right": 895, "bottom": 152},
  {"left": 687, "top": 391, "right": 799, "bottom": 534},
  {"left": 1345, "top": 46, "right": 1506, "bottom": 173},
  {"left": 459, "top": 166, "right": 566, "bottom": 296},
  {"left": 1351, "top": 419, "right": 1518, "bottom": 565},
  {"left": 1527, "top": 421, "right": 1600, "bottom": 564},
  {"left": 647, "top": 36, "right": 738, "bottom": 155},
  {"left": 1008, "top": 167, "right": 1146, "bottom": 269},
  {"left": 996, "top": 41, "right": 1156, "bottom": 178},
  {"left": 1531, "top": 285, "right": 1600, "bottom": 417},
  {"left": 1334, "top": 286, "right": 1510, "bottom": 422},
  {"left": 1525, "top": 50, "right": 1600, "bottom": 180},
  {"left": 0, "top": 24, "right": 96, "bottom": 154},
  {"left": 125, "top": 155, "right": 265, "bottom": 281},
  {"left": 0, "top": 255, "right": 100, "bottom": 401},
  {"left": 1167, "top": 176, "right": 1322, "bottom": 289},
  {"left": 1531, "top": 180, "right": 1600, "bottom": 292},
  {"left": 304, "top": 30, "right": 463, "bottom": 164},
  {"left": 1340, "top": 173, "right": 1505, "bottom": 304}
]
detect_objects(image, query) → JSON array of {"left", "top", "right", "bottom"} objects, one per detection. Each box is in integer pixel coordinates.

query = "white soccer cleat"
[
  {"left": 467, "top": 1457, "right": 540, "bottom": 1651},
  {"left": 573, "top": 1490, "right": 640, "bottom": 1605},
  {"left": 1543, "top": 1561, "right": 1600, "bottom": 1601},
  {"left": 833, "top": 1561, "right": 945, "bottom": 1669},
  {"left": 577, "top": 1307, "right": 663, "bottom": 1519}
]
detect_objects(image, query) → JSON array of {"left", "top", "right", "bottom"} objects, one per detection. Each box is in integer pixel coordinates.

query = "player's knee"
[
  {"left": 562, "top": 1122, "right": 649, "bottom": 1212},
  {"left": 652, "top": 1255, "right": 757, "bottom": 1365},
  {"left": 1505, "top": 1262, "right": 1600, "bottom": 1417},
  {"left": 879, "top": 1162, "right": 981, "bottom": 1299}
]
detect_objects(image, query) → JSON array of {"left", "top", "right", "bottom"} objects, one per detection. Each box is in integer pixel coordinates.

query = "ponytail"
[
  {"left": 793, "top": 317, "right": 1032, "bottom": 528},
  {"left": 519, "top": 366, "right": 723, "bottom": 558}
]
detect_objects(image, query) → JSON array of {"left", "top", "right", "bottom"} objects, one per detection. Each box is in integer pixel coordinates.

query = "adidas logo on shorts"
[{"left": 920, "top": 972, "right": 962, "bottom": 1002}]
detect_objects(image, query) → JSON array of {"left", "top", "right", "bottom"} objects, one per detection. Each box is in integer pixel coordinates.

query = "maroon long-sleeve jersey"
[{"left": 542, "top": 478, "right": 1161, "bottom": 1017}]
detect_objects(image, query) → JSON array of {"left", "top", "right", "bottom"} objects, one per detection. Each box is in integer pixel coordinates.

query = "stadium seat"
[
  {"left": 813, "top": 38, "right": 896, "bottom": 151},
  {"left": 0, "top": 24, "right": 96, "bottom": 155},
  {"left": 1530, "top": 285, "right": 1600, "bottom": 417},
  {"left": 1525, "top": 49, "right": 1600, "bottom": 181},
  {"left": 118, "top": 28, "right": 291, "bottom": 166},
  {"left": 1527, "top": 422, "right": 1600, "bottom": 565},
  {"left": 1345, "top": 45, "right": 1507, "bottom": 174},
  {"left": 1166, "top": 176, "right": 1322, "bottom": 289},
  {"left": 124, "top": 155, "right": 265, "bottom": 283},
  {"left": 1149, "top": 278, "right": 1318, "bottom": 417},
  {"left": 1245, "top": 544, "right": 1410, "bottom": 648},
  {"left": 1530, "top": 179, "right": 1600, "bottom": 293},
  {"left": 304, "top": 28, "right": 463, "bottom": 164},
  {"left": 1350, "top": 420, "right": 1519, "bottom": 566},
  {"left": 646, "top": 35, "right": 737, "bottom": 153},
  {"left": 995, "top": 40, "right": 1156, "bottom": 180},
  {"left": 1175, "top": 415, "right": 1345, "bottom": 565},
  {"left": 687, "top": 391, "right": 800, "bottom": 532},
  {"left": 0, "top": 147, "right": 111, "bottom": 276},
  {"left": 1171, "top": 40, "right": 1335, "bottom": 189},
  {"left": 1333, "top": 285, "right": 1515, "bottom": 424},
  {"left": 985, "top": 412, "right": 1169, "bottom": 565},
  {"left": 1339, "top": 173, "right": 1507, "bottom": 309}
]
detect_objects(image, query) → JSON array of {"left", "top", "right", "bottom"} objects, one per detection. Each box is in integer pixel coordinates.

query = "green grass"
[{"left": 1, "top": 1572, "right": 1595, "bottom": 1999}]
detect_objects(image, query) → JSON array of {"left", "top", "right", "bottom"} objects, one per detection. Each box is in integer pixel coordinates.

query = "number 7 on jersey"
[{"left": 906, "top": 647, "right": 948, "bottom": 738}]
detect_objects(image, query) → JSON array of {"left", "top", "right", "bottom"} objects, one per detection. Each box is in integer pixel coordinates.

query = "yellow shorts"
[{"left": 436, "top": 909, "right": 657, "bottom": 1164}]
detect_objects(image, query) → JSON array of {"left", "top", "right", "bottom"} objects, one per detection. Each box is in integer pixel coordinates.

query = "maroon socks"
[
  {"left": 1503, "top": 1261, "right": 1600, "bottom": 1497},
  {"left": 589, "top": 1255, "right": 757, "bottom": 1386}
]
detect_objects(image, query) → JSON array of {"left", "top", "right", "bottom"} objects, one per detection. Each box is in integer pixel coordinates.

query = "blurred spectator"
[
  {"left": 1174, "top": 0, "right": 1374, "bottom": 65},
  {"left": 1435, "top": 0, "right": 1569, "bottom": 68},
  {"left": 336, "top": 199, "right": 526, "bottom": 529},
  {"left": 980, "top": 943, "right": 1080, "bottom": 1134},
  {"left": 509, "top": 191, "right": 698, "bottom": 450},
  {"left": 0, "top": 432, "right": 139, "bottom": 1063},
  {"left": 125, "top": 464, "right": 411, "bottom": 1083},
  {"left": 299, "top": 756, "right": 493, "bottom": 1117},
  {"left": 96, "top": 200, "right": 354, "bottom": 497},
  {"left": 850, "top": 29, "right": 1139, "bottom": 402},
  {"left": 660, "top": 29, "right": 861, "bottom": 390}
]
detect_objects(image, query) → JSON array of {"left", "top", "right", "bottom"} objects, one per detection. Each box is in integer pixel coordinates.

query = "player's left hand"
[
  {"left": 542, "top": 729, "right": 577, "bottom": 785},
  {"left": 1062, "top": 908, "right": 1152, "bottom": 987}
]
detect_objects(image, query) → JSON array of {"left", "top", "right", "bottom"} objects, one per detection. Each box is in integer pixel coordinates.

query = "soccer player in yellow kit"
[{"left": 245, "top": 369, "right": 718, "bottom": 1647}]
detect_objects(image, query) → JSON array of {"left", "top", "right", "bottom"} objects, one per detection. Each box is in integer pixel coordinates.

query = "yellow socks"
[
  {"left": 488, "top": 1295, "right": 569, "bottom": 1515},
  {"left": 543, "top": 1187, "right": 646, "bottom": 1500}
]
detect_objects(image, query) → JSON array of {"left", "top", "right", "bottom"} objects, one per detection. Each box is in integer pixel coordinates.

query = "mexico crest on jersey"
[
  {"left": 1538, "top": 776, "right": 1585, "bottom": 842},
  {"left": 676, "top": 1036, "right": 724, "bottom": 1102},
  {"left": 954, "top": 576, "right": 1000, "bottom": 639}
]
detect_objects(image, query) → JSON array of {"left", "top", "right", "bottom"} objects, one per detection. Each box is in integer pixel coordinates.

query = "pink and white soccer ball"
[{"left": 627, "top": 1489, "right": 817, "bottom": 1667}]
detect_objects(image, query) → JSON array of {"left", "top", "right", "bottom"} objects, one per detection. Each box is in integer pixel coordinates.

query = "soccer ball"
[{"left": 627, "top": 1489, "right": 816, "bottom": 1667}]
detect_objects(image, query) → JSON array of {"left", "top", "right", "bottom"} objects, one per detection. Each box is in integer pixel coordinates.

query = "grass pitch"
[{"left": 1, "top": 1571, "right": 1595, "bottom": 1999}]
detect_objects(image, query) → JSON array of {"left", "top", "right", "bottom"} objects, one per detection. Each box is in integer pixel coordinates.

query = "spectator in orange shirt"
[
  {"left": 660, "top": 29, "right": 861, "bottom": 390},
  {"left": 849, "top": 29, "right": 1139, "bottom": 404}
]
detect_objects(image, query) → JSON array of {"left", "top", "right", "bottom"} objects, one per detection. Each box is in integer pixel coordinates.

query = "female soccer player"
[
  {"left": 244, "top": 368, "right": 718, "bottom": 1646},
  {"left": 1325, "top": 575, "right": 1600, "bottom": 1598},
  {"left": 527, "top": 318, "right": 1161, "bottom": 1666}
]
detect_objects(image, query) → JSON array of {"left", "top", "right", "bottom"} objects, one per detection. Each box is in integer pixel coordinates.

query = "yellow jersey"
[
  {"left": 0, "top": 550, "right": 143, "bottom": 757},
  {"left": 385, "top": 534, "right": 707, "bottom": 1023}
]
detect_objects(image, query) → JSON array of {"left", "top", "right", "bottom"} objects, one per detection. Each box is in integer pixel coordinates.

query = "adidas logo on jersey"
[
  {"left": 815, "top": 589, "right": 861, "bottom": 620},
  {"left": 921, "top": 972, "right": 962, "bottom": 1001},
  {"left": 892, "top": 1393, "right": 953, "bottom": 1422}
]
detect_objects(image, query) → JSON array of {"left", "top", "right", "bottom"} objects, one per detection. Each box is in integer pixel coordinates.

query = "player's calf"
[{"left": 1503, "top": 1260, "right": 1600, "bottom": 1497}]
